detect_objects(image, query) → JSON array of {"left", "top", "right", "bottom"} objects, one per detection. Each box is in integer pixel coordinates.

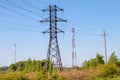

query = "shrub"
[
  {"left": 0, "top": 72, "right": 29, "bottom": 80},
  {"left": 96, "top": 64, "right": 118, "bottom": 77},
  {"left": 36, "top": 73, "right": 47, "bottom": 80}
]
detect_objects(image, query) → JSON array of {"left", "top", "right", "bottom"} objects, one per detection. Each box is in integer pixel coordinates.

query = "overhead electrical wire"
[
  {"left": 5, "top": 0, "right": 41, "bottom": 17},
  {"left": 49, "top": 0, "right": 102, "bottom": 32},
  {"left": 0, "top": 0, "right": 103, "bottom": 36},
  {"left": 107, "top": 36, "right": 120, "bottom": 52},
  {"left": 60, "top": 24, "right": 101, "bottom": 36},
  {"left": 19, "top": 0, "right": 45, "bottom": 18},
  {"left": 76, "top": 30, "right": 101, "bottom": 36},
  {"left": 0, "top": 4, "right": 37, "bottom": 21},
  {"left": 0, "top": 19, "right": 49, "bottom": 31},
  {"left": 5, "top": 0, "right": 102, "bottom": 33},
  {"left": 0, "top": 13, "right": 25, "bottom": 19},
  {"left": 0, "top": 26, "right": 40, "bottom": 32},
  {"left": 0, "top": 0, "right": 102, "bottom": 36},
  {"left": 0, "top": 20, "right": 40, "bottom": 29},
  {"left": 6, "top": 0, "right": 101, "bottom": 36},
  {"left": 36, "top": 0, "right": 49, "bottom": 5},
  {"left": 20, "top": 0, "right": 41, "bottom": 11},
  {"left": 68, "top": 21, "right": 102, "bottom": 31},
  {"left": 58, "top": 12, "right": 102, "bottom": 36}
]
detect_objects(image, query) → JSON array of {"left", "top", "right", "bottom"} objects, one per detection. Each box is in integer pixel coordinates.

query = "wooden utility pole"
[{"left": 102, "top": 30, "right": 107, "bottom": 63}]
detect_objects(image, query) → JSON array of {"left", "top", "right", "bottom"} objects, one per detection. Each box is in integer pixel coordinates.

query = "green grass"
[
  {"left": 0, "top": 71, "right": 120, "bottom": 80},
  {"left": 95, "top": 75, "right": 120, "bottom": 80}
]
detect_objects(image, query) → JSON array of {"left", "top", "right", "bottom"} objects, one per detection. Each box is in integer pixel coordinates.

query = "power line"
[
  {"left": 0, "top": 13, "right": 37, "bottom": 21},
  {"left": 5, "top": 0, "right": 41, "bottom": 17},
  {"left": 56, "top": 15, "right": 102, "bottom": 36},
  {"left": 19, "top": 0, "right": 45, "bottom": 19},
  {"left": 0, "top": 0, "right": 102, "bottom": 37},
  {"left": 76, "top": 29, "right": 101, "bottom": 36},
  {"left": 68, "top": 21, "right": 102, "bottom": 31},
  {"left": 63, "top": 15, "right": 102, "bottom": 33},
  {"left": 0, "top": 26, "right": 39, "bottom": 32},
  {"left": 20, "top": 0, "right": 41, "bottom": 11},
  {"left": 36, "top": 0, "right": 64, "bottom": 8},
  {"left": 58, "top": 21, "right": 101, "bottom": 36},
  {"left": 0, "top": 4, "right": 37, "bottom": 21},
  {"left": 37, "top": 1, "right": 103, "bottom": 34},
  {"left": 36, "top": 0, "right": 49, "bottom": 6},
  {"left": 0, "top": 0, "right": 102, "bottom": 36},
  {"left": 6, "top": 0, "right": 103, "bottom": 34},
  {"left": 107, "top": 36, "right": 120, "bottom": 52},
  {"left": 0, "top": 13, "right": 25, "bottom": 19},
  {"left": 0, "top": 20, "right": 40, "bottom": 29},
  {"left": 60, "top": 25, "right": 101, "bottom": 36}
]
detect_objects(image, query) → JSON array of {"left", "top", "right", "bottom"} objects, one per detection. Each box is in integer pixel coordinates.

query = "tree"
[
  {"left": 95, "top": 54, "right": 104, "bottom": 64},
  {"left": 8, "top": 59, "right": 51, "bottom": 72},
  {"left": 82, "top": 53, "right": 104, "bottom": 69},
  {"left": 108, "top": 52, "right": 118, "bottom": 66},
  {"left": 9, "top": 64, "right": 17, "bottom": 71},
  {"left": 82, "top": 60, "right": 89, "bottom": 69}
]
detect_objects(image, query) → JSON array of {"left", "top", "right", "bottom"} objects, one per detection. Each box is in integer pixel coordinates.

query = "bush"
[
  {"left": 36, "top": 73, "right": 47, "bottom": 80},
  {"left": 0, "top": 72, "right": 29, "bottom": 80},
  {"left": 96, "top": 64, "right": 118, "bottom": 77}
]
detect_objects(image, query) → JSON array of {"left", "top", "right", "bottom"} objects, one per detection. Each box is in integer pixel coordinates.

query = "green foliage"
[
  {"left": 95, "top": 54, "right": 104, "bottom": 64},
  {"left": 1, "top": 52, "right": 120, "bottom": 80},
  {"left": 9, "top": 64, "right": 17, "bottom": 71},
  {"left": 82, "top": 52, "right": 120, "bottom": 78},
  {"left": 36, "top": 72, "right": 63, "bottom": 80},
  {"left": 82, "top": 54, "right": 104, "bottom": 69},
  {"left": 95, "top": 52, "right": 120, "bottom": 77},
  {"left": 0, "top": 66, "right": 8, "bottom": 72},
  {"left": 36, "top": 73, "right": 48, "bottom": 80},
  {"left": 108, "top": 52, "right": 119, "bottom": 66},
  {"left": 96, "top": 64, "right": 118, "bottom": 77},
  {"left": 0, "top": 72, "right": 29, "bottom": 80},
  {"left": 95, "top": 74, "right": 120, "bottom": 80},
  {"left": 8, "top": 59, "right": 51, "bottom": 72}
]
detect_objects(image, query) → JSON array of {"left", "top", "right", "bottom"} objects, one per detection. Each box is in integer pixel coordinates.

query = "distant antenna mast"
[
  {"left": 72, "top": 28, "right": 77, "bottom": 69},
  {"left": 14, "top": 43, "right": 16, "bottom": 64}
]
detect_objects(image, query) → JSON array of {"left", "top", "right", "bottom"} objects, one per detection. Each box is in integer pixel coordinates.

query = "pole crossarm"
[
  {"left": 40, "top": 18, "right": 67, "bottom": 23},
  {"left": 41, "top": 5, "right": 64, "bottom": 12}
]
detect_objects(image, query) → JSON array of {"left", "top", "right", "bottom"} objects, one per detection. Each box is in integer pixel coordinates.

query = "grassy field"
[
  {"left": 95, "top": 76, "right": 120, "bottom": 80},
  {"left": 0, "top": 70, "right": 120, "bottom": 80},
  {"left": 1, "top": 55, "right": 120, "bottom": 80}
]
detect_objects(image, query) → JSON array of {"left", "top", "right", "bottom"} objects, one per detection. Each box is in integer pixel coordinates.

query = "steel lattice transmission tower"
[
  {"left": 72, "top": 28, "right": 77, "bottom": 69},
  {"left": 40, "top": 5, "right": 67, "bottom": 71}
]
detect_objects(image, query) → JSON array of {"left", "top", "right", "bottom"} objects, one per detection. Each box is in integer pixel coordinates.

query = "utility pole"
[
  {"left": 72, "top": 28, "right": 77, "bottom": 70},
  {"left": 102, "top": 30, "right": 107, "bottom": 63},
  {"left": 14, "top": 43, "right": 16, "bottom": 64},
  {"left": 40, "top": 5, "right": 67, "bottom": 71}
]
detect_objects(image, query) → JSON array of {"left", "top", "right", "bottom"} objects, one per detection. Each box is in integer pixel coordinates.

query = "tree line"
[
  {"left": 8, "top": 59, "right": 48, "bottom": 72},
  {"left": 81, "top": 52, "right": 120, "bottom": 77}
]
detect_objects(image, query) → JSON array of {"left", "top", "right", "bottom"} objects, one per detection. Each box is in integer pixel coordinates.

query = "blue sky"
[{"left": 0, "top": 0, "right": 120, "bottom": 67}]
